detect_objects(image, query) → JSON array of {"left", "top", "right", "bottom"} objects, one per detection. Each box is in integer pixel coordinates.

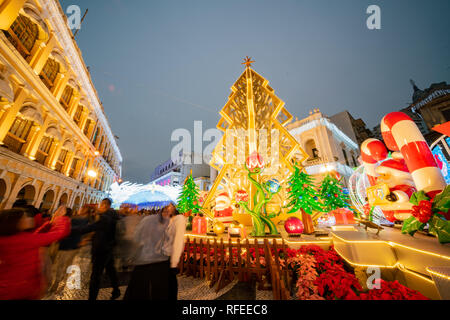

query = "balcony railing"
[
  {"left": 35, "top": 150, "right": 48, "bottom": 165},
  {"left": 2, "top": 133, "right": 25, "bottom": 154}
]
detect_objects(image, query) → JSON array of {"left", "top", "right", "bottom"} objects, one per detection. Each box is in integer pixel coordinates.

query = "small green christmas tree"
[
  {"left": 285, "top": 165, "right": 322, "bottom": 234},
  {"left": 177, "top": 173, "right": 201, "bottom": 215},
  {"left": 286, "top": 165, "right": 323, "bottom": 214},
  {"left": 319, "top": 174, "right": 352, "bottom": 212}
]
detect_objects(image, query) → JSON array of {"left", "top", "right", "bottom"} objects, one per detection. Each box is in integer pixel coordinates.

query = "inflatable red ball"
[{"left": 284, "top": 217, "right": 304, "bottom": 234}]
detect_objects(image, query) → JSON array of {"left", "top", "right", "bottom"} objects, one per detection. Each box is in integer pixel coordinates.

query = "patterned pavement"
[{"left": 48, "top": 247, "right": 273, "bottom": 300}]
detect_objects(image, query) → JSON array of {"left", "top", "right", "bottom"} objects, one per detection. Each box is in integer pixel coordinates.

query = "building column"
[
  {"left": 53, "top": 72, "right": 69, "bottom": 101},
  {"left": 68, "top": 93, "right": 81, "bottom": 118},
  {"left": 77, "top": 155, "right": 89, "bottom": 181},
  {"left": 0, "top": 86, "right": 28, "bottom": 144},
  {"left": 24, "top": 113, "right": 51, "bottom": 159},
  {"left": 47, "top": 132, "right": 67, "bottom": 170},
  {"left": 0, "top": 0, "right": 26, "bottom": 30},
  {"left": 30, "top": 32, "right": 57, "bottom": 75},
  {"left": 63, "top": 151, "right": 74, "bottom": 176},
  {"left": 79, "top": 110, "right": 89, "bottom": 130}
]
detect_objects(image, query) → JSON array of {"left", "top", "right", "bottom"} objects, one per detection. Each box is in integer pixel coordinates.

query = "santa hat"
[
  {"left": 216, "top": 192, "right": 230, "bottom": 203},
  {"left": 376, "top": 159, "right": 411, "bottom": 180}
]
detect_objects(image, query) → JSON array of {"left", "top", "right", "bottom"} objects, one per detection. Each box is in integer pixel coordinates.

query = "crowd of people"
[{"left": 0, "top": 199, "right": 186, "bottom": 300}]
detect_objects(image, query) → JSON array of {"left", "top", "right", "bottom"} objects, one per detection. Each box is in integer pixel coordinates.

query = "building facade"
[
  {"left": 150, "top": 150, "right": 210, "bottom": 190},
  {"left": 410, "top": 81, "right": 450, "bottom": 131},
  {"left": 287, "top": 109, "right": 360, "bottom": 185},
  {"left": 329, "top": 110, "right": 373, "bottom": 145},
  {"left": 0, "top": 0, "right": 122, "bottom": 211},
  {"left": 372, "top": 80, "right": 449, "bottom": 142}
]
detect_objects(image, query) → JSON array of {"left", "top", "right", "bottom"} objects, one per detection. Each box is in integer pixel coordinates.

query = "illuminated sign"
[{"left": 432, "top": 145, "right": 450, "bottom": 184}]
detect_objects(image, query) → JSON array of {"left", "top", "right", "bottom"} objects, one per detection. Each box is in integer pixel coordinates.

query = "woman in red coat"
[{"left": 0, "top": 207, "right": 71, "bottom": 300}]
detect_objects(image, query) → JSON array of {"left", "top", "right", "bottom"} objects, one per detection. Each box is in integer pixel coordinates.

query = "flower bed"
[
  {"left": 182, "top": 243, "right": 429, "bottom": 300},
  {"left": 285, "top": 245, "right": 429, "bottom": 300}
]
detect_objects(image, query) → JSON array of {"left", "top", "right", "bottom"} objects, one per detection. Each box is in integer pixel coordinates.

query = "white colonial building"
[
  {"left": 0, "top": 0, "right": 122, "bottom": 211},
  {"left": 287, "top": 109, "right": 360, "bottom": 185}
]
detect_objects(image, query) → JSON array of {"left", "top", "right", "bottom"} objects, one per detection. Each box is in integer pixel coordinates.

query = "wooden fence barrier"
[{"left": 179, "top": 237, "right": 292, "bottom": 299}]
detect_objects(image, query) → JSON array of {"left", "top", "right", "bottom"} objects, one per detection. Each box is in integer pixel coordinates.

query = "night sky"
[{"left": 59, "top": 0, "right": 450, "bottom": 183}]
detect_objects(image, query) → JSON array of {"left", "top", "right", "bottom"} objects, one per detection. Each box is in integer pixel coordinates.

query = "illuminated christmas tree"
[
  {"left": 285, "top": 164, "right": 321, "bottom": 234},
  {"left": 202, "top": 57, "right": 308, "bottom": 236},
  {"left": 319, "top": 174, "right": 352, "bottom": 212},
  {"left": 177, "top": 173, "right": 201, "bottom": 215}
]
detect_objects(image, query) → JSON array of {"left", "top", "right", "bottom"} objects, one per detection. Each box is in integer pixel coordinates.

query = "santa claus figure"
[
  {"left": 214, "top": 192, "right": 234, "bottom": 227},
  {"left": 375, "top": 154, "right": 416, "bottom": 222}
]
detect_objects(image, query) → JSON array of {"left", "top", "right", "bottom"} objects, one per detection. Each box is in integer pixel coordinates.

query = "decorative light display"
[
  {"left": 213, "top": 221, "right": 225, "bottom": 235},
  {"left": 319, "top": 174, "right": 353, "bottom": 212},
  {"left": 109, "top": 181, "right": 181, "bottom": 208},
  {"left": 235, "top": 189, "right": 249, "bottom": 203},
  {"left": 201, "top": 58, "right": 308, "bottom": 236},
  {"left": 284, "top": 217, "right": 304, "bottom": 234},
  {"left": 192, "top": 214, "right": 207, "bottom": 235}
]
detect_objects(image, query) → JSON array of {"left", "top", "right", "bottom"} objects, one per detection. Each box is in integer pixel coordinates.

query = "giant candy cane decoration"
[{"left": 381, "top": 112, "right": 446, "bottom": 196}]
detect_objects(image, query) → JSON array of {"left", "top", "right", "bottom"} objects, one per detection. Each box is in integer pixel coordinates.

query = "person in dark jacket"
[{"left": 74, "top": 198, "right": 120, "bottom": 300}]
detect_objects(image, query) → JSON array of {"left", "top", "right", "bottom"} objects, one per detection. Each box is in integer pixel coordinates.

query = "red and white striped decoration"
[
  {"left": 381, "top": 112, "right": 446, "bottom": 195},
  {"left": 360, "top": 138, "right": 388, "bottom": 185}
]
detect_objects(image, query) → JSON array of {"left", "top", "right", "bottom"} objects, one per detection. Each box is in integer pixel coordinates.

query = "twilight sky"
[{"left": 59, "top": 0, "right": 450, "bottom": 183}]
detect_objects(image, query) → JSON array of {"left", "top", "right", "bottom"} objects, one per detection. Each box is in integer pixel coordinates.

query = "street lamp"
[{"left": 87, "top": 169, "right": 97, "bottom": 178}]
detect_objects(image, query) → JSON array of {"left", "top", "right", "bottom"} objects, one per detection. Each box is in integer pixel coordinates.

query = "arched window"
[
  {"left": 4, "top": 14, "right": 39, "bottom": 59},
  {"left": 3, "top": 117, "right": 34, "bottom": 153},
  {"left": 342, "top": 148, "right": 349, "bottom": 166},
  {"left": 69, "top": 157, "right": 79, "bottom": 178},
  {"left": 39, "top": 58, "right": 60, "bottom": 90},
  {"left": 73, "top": 105, "right": 83, "bottom": 125},
  {"left": 60, "top": 86, "right": 74, "bottom": 110},
  {"left": 83, "top": 119, "right": 92, "bottom": 135},
  {"left": 55, "top": 149, "right": 68, "bottom": 173},
  {"left": 305, "top": 139, "right": 319, "bottom": 159},
  {"left": 92, "top": 127, "right": 99, "bottom": 145},
  {"left": 36, "top": 135, "right": 54, "bottom": 165}
]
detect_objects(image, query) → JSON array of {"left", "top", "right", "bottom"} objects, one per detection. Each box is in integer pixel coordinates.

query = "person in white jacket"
[
  {"left": 167, "top": 208, "right": 186, "bottom": 300},
  {"left": 124, "top": 204, "right": 175, "bottom": 300}
]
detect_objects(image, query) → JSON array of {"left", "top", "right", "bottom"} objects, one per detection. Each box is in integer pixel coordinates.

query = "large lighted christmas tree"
[
  {"left": 319, "top": 174, "right": 352, "bottom": 212},
  {"left": 177, "top": 173, "right": 201, "bottom": 215},
  {"left": 201, "top": 57, "right": 308, "bottom": 235},
  {"left": 285, "top": 165, "right": 321, "bottom": 234}
]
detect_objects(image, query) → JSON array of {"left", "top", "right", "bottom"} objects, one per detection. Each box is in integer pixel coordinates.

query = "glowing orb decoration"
[
  {"left": 246, "top": 151, "right": 264, "bottom": 172},
  {"left": 235, "top": 189, "right": 249, "bottom": 203},
  {"left": 213, "top": 221, "right": 225, "bottom": 235},
  {"left": 266, "top": 179, "right": 281, "bottom": 193},
  {"left": 284, "top": 217, "right": 304, "bottom": 234}
]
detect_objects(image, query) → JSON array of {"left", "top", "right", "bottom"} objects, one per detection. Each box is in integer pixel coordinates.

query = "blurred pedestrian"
[
  {"left": 124, "top": 203, "right": 175, "bottom": 300},
  {"left": 74, "top": 198, "right": 120, "bottom": 300},
  {"left": 116, "top": 208, "right": 142, "bottom": 272},
  {"left": 47, "top": 207, "right": 89, "bottom": 295},
  {"left": 167, "top": 207, "right": 186, "bottom": 300},
  {"left": 0, "top": 207, "right": 70, "bottom": 300}
]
